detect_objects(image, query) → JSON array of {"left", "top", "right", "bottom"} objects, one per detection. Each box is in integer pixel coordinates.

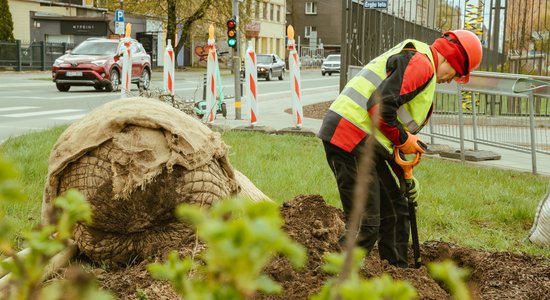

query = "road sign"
[
  {"left": 115, "top": 22, "right": 125, "bottom": 35},
  {"left": 115, "top": 9, "right": 124, "bottom": 22},
  {"left": 364, "top": 0, "right": 387, "bottom": 9}
]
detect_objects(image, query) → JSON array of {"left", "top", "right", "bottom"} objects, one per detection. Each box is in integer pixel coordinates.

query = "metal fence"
[
  {"left": 342, "top": 0, "right": 550, "bottom": 89},
  {"left": 349, "top": 66, "right": 550, "bottom": 174},
  {"left": 0, "top": 41, "right": 75, "bottom": 71}
]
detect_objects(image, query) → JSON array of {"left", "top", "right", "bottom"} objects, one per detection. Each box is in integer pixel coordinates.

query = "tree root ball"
[{"left": 42, "top": 98, "right": 240, "bottom": 264}]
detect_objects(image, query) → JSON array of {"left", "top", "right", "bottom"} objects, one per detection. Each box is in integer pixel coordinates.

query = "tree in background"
[
  {"left": 107, "top": 0, "right": 258, "bottom": 67},
  {"left": 0, "top": 0, "right": 15, "bottom": 42}
]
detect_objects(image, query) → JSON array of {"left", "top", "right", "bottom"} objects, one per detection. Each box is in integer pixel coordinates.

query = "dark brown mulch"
[
  {"left": 89, "top": 194, "right": 550, "bottom": 300},
  {"left": 284, "top": 101, "right": 333, "bottom": 120}
]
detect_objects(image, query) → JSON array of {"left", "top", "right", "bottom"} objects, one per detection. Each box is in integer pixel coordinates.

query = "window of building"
[
  {"left": 270, "top": 3, "right": 274, "bottom": 21},
  {"left": 305, "top": 2, "right": 317, "bottom": 15},
  {"left": 263, "top": 2, "right": 268, "bottom": 19},
  {"left": 255, "top": 2, "right": 260, "bottom": 19},
  {"left": 304, "top": 26, "right": 316, "bottom": 38},
  {"left": 276, "top": 5, "right": 280, "bottom": 22}
]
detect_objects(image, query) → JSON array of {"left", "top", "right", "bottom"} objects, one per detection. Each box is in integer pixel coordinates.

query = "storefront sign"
[{"left": 61, "top": 21, "right": 107, "bottom": 36}]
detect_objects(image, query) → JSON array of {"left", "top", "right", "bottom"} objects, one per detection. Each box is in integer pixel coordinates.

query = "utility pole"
[
  {"left": 339, "top": 0, "right": 348, "bottom": 92},
  {"left": 233, "top": 0, "right": 242, "bottom": 119}
]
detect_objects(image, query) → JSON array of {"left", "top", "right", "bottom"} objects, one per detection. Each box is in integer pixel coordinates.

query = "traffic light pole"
[{"left": 232, "top": 0, "right": 241, "bottom": 120}]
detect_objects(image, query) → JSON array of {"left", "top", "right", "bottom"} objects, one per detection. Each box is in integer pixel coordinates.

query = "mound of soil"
[{"left": 88, "top": 195, "right": 550, "bottom": 299}]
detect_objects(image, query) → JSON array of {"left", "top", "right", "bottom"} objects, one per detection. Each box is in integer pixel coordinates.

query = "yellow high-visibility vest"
[{"left": 330, "top": 39, "right": 436, "bottom": 152}]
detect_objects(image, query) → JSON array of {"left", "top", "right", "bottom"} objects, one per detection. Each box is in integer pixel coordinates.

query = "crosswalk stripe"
[
  {"left": 1, "top": 109, "right": 83, "bottom": 118},
  {"left": 0, "top": 106, "right": 38, "bottom": 112},
  {"left": 51, "top": 114, "right": 86, "bottom": 120}
]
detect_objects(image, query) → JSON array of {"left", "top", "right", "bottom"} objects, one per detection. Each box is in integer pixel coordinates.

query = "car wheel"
[
  {"left": 94, "top": 86, "right": 104, "bottom": 91},
  {"left": 266, "top": 70, "right": 272, "bottom": 81},
  {"left": 328, "top": 73, "right": 332, "bottom": 76},
  {"left": 106, "top": 69, "right": 120, "bottom": 92},
  {"left": 322, "top": 72, "right": 326, "bottom": 76},
  {"left": 56, "top": 83, "right": 70, "bottom": 92},
  {"left": 278, "top": 69, "right": 284, "bottom": 80},
  {"left": 221, "top": 103, "right": 227, "bottom": 118},
  {"left": 138, "top": 68, "right": 151, "bottom": 90}
]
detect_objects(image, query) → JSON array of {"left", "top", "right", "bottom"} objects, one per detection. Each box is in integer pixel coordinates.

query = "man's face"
[{"left": 436, "top": 59, "right": 459, "bottom": 84}]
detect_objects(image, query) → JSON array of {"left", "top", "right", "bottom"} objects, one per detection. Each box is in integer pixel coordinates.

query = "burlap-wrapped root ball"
[{"left": 42, "top": 98, "right": 269, "bottom": 264}]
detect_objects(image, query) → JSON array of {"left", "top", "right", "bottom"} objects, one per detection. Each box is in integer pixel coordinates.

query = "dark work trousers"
[{"left": 323, "top": 140, "right": 410, "bottom": 267}]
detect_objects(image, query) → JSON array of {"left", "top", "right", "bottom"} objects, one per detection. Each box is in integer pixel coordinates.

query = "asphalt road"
[{"left": 0, "top": 68, "right": 340, "bottom": 142}]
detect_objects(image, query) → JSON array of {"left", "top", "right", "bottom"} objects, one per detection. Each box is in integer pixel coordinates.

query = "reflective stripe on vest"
[{"left": 329, "top": 39, "right": 436, "bottom": 152}]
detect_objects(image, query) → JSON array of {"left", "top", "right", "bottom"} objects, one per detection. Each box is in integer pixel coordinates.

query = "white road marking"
[
  {"left": 1, "top": 109, "right": 83, "bottom": 118},
  {"left": 0, "top": 106, "right": 38, "bottom": 112},
  {"left": 51, "top": 114, "right": 86, "bottom": 120}
]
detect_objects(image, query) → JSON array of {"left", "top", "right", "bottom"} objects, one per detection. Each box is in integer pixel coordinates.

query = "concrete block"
[
  {"left": 439, "top": 149, "right": 502, "bottom": 161},
  {"left": 276, "top": 127, "right": 317, "bottom": 137},
  {"left": 425, "top": 143, "right": 453, "bottom": 155},
  {"left": 232, "top": 125, "right": 277, "bottom": 134}
]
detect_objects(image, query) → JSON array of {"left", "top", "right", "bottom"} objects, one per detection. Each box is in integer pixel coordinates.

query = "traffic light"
[{"left": 227, "top": 19, "right": 237, "bottom": 49}]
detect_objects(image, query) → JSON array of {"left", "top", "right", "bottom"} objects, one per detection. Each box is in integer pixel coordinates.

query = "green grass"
[{"left": 1, "top": 127, "right": 549, "bottom": 257}]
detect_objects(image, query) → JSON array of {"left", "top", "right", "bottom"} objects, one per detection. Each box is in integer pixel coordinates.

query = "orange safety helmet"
[{"left": 447, "top": 30, "right": 483, "bottom": 84}]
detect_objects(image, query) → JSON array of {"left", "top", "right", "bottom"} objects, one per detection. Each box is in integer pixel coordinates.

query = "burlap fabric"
[{"left": 42, "top": 98, "right": 247, "bottom": 263}]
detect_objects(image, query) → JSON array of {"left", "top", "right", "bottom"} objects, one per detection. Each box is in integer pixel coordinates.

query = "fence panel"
[
  {"left": 342, "top": 0, "right": 550, "bottom": 88},
  {"left": 0, "top": 40, "right": 75, "bottom": 70}
]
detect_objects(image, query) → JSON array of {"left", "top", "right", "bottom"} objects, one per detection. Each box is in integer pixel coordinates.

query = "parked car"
[
  {"left": 51, "top": 38, "right": 151, "bottom": 92},
  {"left": 321, "top": 54, "right": 341, "bottom": 76}
]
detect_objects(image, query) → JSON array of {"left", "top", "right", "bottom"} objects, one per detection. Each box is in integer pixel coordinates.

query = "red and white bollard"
[
  {"left": 245, "top": 42, "right": 258, "bottom": 126},
  {"left": 205, "top": 25, "right": 218, "bottom": 124},
  {"left": 120, "top": 24, "right": 132, "bottom": 98},
  {"left": 287, "top": 25, "right": 303, "bottom": 128},
  {"left": 163, "top": 39, "right": 175, "bottom": 97}
]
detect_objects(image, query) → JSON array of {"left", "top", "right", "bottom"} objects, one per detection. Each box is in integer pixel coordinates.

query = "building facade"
[
  {"left": 249, "top": 0, "right": 286, "bottom": 58},
  {"left": 286, "top": 0, "right": 342, "bottom": 55}
]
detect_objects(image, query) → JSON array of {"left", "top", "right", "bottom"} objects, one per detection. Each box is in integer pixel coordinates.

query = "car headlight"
[
  {"left": 53, "top": 59, "right": 63, "bottom": 67},
  {"left": 258, "top": 67, "right": 266, "bottom": 72},
  {"left": 92, "top": 60, "right": 107, "bottom": 66}
]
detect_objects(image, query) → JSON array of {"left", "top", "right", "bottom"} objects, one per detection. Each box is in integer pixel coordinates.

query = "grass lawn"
[{"left": 1, "top": 127, "right": 549, "bottom": 257}]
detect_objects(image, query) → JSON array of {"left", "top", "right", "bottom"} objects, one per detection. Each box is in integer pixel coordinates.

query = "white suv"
[{"left": 321, "top": 54, "right": 341, "bottom": 76}]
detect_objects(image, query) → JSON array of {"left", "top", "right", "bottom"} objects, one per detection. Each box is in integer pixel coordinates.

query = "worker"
[{"left": 318, "top": 30, "right": 483, "bottom": 267}]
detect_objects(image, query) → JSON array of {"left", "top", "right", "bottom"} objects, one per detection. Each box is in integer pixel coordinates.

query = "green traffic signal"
[{"left": 228, "top": 38, "right": 237, "bottom": 47}]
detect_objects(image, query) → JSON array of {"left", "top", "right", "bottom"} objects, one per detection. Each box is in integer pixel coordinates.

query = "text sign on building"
[
  {"left": 364, "top": 0, "right": 388, "bottom": 9},
  {"left": 60, "top": 21, "right": 107, "bottom": 36}
]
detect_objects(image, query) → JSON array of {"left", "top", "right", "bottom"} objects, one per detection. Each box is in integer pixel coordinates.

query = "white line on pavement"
[
  {"left": 0, "top": 106, "right": 38, "bottom": 112},
  {"left": 1, "top": 109, "right": 83, "bottom": 118},
  {"left": 50, "top": 114, "right": 86, "bottom": 120}
]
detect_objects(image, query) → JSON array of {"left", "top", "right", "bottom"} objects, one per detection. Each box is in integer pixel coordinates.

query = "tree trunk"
[
  {"left": 167, "top": 0, "right": 177, "bottom": 50},
  {"left": 173, "top": 0, "right": 214, "bottom": 67}
]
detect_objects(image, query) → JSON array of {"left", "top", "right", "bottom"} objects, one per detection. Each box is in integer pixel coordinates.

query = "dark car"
[
  {"left": 257, "top": 54, "right": 285, "bottom": 81},
  {"left": 51, "top": 38, "right": 151, "bottom": 92},
  {"left": 240, "top": 54, "right": 285, "bottom": 81}
]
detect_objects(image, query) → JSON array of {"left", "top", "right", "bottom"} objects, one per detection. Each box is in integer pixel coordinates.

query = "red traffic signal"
[{"left": 227, "top": 19, "right": 236, "bottom": 29}]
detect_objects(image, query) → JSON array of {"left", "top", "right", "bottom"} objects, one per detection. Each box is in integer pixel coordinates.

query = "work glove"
[
  {"left": 405, "top": 176, "right": 420, "bottom": 202},
  {"left": 396, "top": 132, "right": 426, "bottom": 155}
]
